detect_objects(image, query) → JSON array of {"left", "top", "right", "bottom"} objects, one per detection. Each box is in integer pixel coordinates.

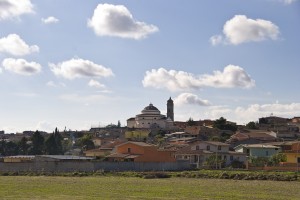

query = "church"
[{"left": 127, "top": 97, "right": 174, "bottom": 129}]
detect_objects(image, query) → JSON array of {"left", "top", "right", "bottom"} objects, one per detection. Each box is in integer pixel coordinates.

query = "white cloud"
[
  {"left": 0, "top": 34, "right": 39, "bottom": 56},
  {"left": 143, "top": 65, "right": 255, "bottom": 92},
  {"left": 210, "top": 35, "right": 223, "bottom": 46},
  {"left": 201, "top": 103, "right": 300, "bottom": 125},
  {"left": 49, "top": 58, "right": 114, "bottom": 79},
  {"left": 35, "top": 121, "right": 55, "bottom": 133},
  {"left": 88, "top": 79, "right": 106, "bottom": 89},
  {"left": 41, "top": 16, "right": 59, "bottom": 24},
  {"left": 2, "top": 58, "right": 41, "bottom": 75},
  {"left": 87, "top": 3, "right": 158, "bottom": 39},
  {"left": 210, "top": 15, "right": 279, "bottom": 45},
  {"left": 0, "top": 0, "right": 34, "bottom": 21},
  {"left": 174, "top": 93, "right": 211, "bottom": 106},
  {"left": 281, "top": 0, "right": 298, "bottom": 4},
  {"left": 46, "top": 81, "right": 66, "bottom": 88}
]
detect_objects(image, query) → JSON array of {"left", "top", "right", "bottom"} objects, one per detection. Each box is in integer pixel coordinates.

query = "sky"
[{"left": 0, "top": 0, "right": 300, "bottom": 133}]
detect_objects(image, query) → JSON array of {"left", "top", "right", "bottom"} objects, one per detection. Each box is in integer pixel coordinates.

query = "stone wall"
[{"left": 0, "top": 161, "right": 192, "bottom": 172}]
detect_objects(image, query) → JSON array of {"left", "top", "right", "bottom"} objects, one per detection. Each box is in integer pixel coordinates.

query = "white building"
[{"left": 127, "top": 98, "right": 174, "bottom": 129}]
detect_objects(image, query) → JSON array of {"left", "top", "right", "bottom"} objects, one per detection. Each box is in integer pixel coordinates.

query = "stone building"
[{"left": 127, "top": 98, "right": 174, "bottom": 129}]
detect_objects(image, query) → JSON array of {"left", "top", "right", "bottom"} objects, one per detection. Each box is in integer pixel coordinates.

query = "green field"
[{"left": 0, "top": 176, "right": 300, "bottom": 200}]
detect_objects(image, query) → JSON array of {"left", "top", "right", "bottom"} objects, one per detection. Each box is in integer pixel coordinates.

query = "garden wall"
[{"left": 0, "top": 161, "right": 192, "bottom": 172}]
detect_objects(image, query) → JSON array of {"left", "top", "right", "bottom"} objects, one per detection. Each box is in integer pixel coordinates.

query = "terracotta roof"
[
  {"left": 105, "top": 153, "right": 140, "bottom": 159},
  {"left": 204, "top": 141, "right": 230, "bottom": 146},
  {"left": 121, "top": 141, "right": 154, "bottom": 147}
]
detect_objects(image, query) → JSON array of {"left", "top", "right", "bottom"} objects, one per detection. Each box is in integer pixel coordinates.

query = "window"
[
  {"left": 128, "top": 148, "right": 131, "bottom": 153},
  {"left": 218, "top": 146, "right": 221, "bottom": 151},
  {"left": 206, "top": 145, "right": 210, "bottom": 150},
  {"left": 196, "top": 145, "right": 199, "bottom": 150},
  {"left": 224, "top": 155, "right": 227, "bottom": 160},
  {"left": 230, "top": 156, "right": 233, "bottom": 161},
  {"left": 266, "top": 151, "right": 269, "bottom": 156}
]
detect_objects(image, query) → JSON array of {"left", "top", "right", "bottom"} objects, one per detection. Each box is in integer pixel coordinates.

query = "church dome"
[
  {"left": 141, "top": 103, "right": 161, "bottom": 115},
  {"left": 143, "top": 103, "right": 159, "bottom": 111}
]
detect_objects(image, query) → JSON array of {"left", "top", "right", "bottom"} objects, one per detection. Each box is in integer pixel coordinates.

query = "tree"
[
  {"left": 213, "top": 117, "right": 237, "bottom": 132},
  {"left": 269, "top": 153, "right": 287, "bottom": 166},
  {"left": 0, "top": 140, "right": 18, "bottom": 156},
  {"left": 29, "top": 130, "right": 44, "bottom": 155},
  {"left": 77, "top": 134, "right": 95, "bottom": 150},
  {"left": 117, "top": 120, "right": 121, "bottom": 128},
  {"left": 246, "top": 121, "right": 258, "bottom": 129},
  {"left": 187, "top": 117, "right": 196, "bottom": 126},
  {"left": 45, "top": 128, "right": 63, "bottom": 155},
  {"left": 18, "top": 137, "right": 29, "bottom": 155},
  {"left": 205, "top": 155, "right": 225, "bottom": 169}
]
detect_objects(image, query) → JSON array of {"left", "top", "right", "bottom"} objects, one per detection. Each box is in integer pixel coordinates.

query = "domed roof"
[{"left": 143, "top": 103, "right": 159, "bottom": 111}]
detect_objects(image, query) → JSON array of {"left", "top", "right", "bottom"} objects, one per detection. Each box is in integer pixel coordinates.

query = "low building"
[
  {"left": 106, "top": 141, "right": 176, "bottom": 162},
  {"left": 234, "top": 144, "right": 281, "bottom": 158},
  {"left": 282, "top": 142, "right": 300, "bottom": 164},
  {"left": 174, "top": 141, "right": 246, "bottom": 168},
  {"left": 227, "top": 129, "right": 277, "bottom": 148},
  {"left": 3, "top": 155, "right": 35, "bottom": 163}
]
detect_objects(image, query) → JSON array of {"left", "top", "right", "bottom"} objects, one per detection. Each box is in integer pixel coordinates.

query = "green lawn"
[{"left": 0, "top": 176, "right": 299, "bottom": 200}]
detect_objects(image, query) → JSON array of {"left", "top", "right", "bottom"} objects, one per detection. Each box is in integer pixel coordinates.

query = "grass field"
[{"left": 0, "top": 176, "right": 300, "bottom": 200}]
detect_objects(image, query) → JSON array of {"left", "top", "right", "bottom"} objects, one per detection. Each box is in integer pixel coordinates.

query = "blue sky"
[{"left": 0, "top": 0, "right": 299, "bottom": 133}]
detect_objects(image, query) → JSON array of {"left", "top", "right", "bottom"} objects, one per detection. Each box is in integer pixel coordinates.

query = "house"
[
  {"left": 282, "top": 142, "right": 300, "bottom": 164},
  {"left": 105, "top": 141, "right": 176, "bottom": 162},
  {"left": 234, "top": 144, "right": 281, "bottom": 158},
  {"left": 174, "top": 141, "right": 246, "bottom": 168},
  {"left": 227, "top": 129, "right": 277, "bottom": 148},
  {"left": 84, "top": 139, "right": 127, "bottom": 158}
]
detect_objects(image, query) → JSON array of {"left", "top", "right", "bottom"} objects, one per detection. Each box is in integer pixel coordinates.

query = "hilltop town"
[{"left": 1, "top": 97, "right": 300, "bottom": 172}]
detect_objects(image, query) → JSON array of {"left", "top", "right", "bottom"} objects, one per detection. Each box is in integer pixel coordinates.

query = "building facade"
[{"left": 127, "top": 98, "right": 174, "bottom": 129}]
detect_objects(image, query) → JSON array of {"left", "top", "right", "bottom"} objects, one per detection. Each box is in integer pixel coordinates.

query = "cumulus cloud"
[
  {"left": 0, "top": 0, "right": 34, "bottom": 21},
  {"left": 35, "top": 121, "right": 55, "bottom": 133},
  {"left": 210, "top": 15, "right": 279, "bottom": 45},
  {"left": 88, "top": 79, "right": 106, "bottom": 89},
  {"left": 41, "top": 16, "right": 59, "bottom": 24},
  {"left": 2, "top": 58, "right": 41, "bottom": 75},
  {"left": 49, "top": 58, "right": 114, "bottom": 79},
  {"left": 143, "top": 65, "right": 255, "bottom": 92},
  {"left": 0, "top": 34, "right": 39, "bottom": 56},
  {"left": 87, "top": 3, "right": 158, "bottom": 39},
  {"left": 201, "top": 103, "right": 300, "bottom": 125},
  {"left": 174, "top": 93, "right": 211, "bottom": 106}
]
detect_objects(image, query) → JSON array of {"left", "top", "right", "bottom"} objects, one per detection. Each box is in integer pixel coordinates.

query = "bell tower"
[{"left": 167, "top": 97, "right": 174, "bottom": 121}]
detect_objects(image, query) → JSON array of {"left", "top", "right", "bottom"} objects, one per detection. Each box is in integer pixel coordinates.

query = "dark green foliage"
[
  {"left": 18, "top": 137, "right": 29, "bottom": 155},
  {"left": 29, "top": 130, "right": 45, "bottom": 155},
  {"left": 187, "top": 117, "right": 196, "bottom": 126},
  {"left": 213, "top": 117, "right": 237, "bottom": 131},
  {"left": 269, "top": 153, "right": 287, "bottom": 166},
  {"left": 76, "top": 134, "right": 95, "bottom": 150},
  {"left": 0, "top": 140, "right": 18, "bottom": 156},
  {"left": 246, "top": 121, "right": 258, "bottom": 129},
  {"left": 45, "top": 128, "right": 63, "bottom": 155}
]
